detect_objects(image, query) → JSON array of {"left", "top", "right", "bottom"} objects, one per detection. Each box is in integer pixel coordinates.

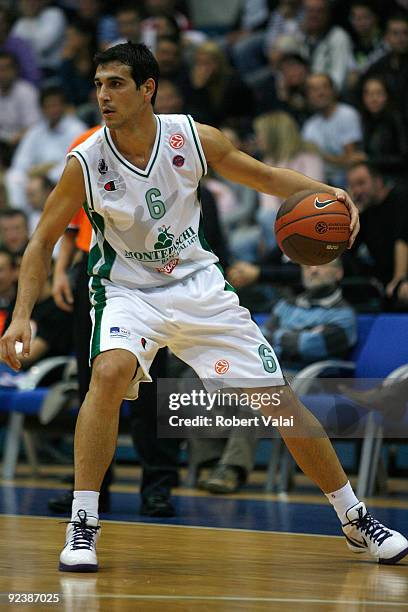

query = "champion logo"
[
  {"left": 141, "top": 337, "right": 147, "bottom": 349},
  {"left": 104, "top": 180, "right": 117, "bottom": 191},
  {"left": 314, "top": 197, "right": 338, "bottom": 209},
  {"left": 215, "top": 359, "right": 230, "bottom": 375},
  {"left": 169, "top": 133, "right": 185, "bottom": 149}
]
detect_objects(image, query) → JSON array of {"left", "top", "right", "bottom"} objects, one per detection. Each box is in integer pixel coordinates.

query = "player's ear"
[{"left": 143, "top": 78, "right": 156, "bottom": 103}]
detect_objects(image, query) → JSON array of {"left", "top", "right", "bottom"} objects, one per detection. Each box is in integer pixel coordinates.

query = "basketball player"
[{"left": 1, "top": 43, "right": 407, "bottom": 571}]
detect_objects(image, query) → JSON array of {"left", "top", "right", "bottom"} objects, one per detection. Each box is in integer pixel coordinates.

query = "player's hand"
[
  {"left": 0, "top": 318, "right": 32, "bottom": 371},
  {"left": 334, "top": 189, "right": 360, "bottom": 248},
  {"left": 227, "top": 261, "right": 260, "bottom": 288},
  {"left": 52, "top": 271, "right": 74, "bottom": 312}
]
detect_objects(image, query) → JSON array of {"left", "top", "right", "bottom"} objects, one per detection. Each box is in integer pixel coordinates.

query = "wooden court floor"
[{"left": 1, "top": 515, "right": 407, "bottom": 611}]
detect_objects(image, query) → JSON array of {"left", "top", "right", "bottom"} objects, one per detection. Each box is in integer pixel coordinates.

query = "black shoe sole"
[
  {"left": 379, "top": 546, "right": 408, "bottom": 565},
  {"left": 59, "top": 562, "right": 98, "bottom": 572}
]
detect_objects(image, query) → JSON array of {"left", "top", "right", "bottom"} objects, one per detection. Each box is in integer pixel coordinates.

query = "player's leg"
[
  {"left": 256, "top": 385, "right": 348, "bottom": 492},
  {"left": 171, "top": 266, "right": 408, "bottom": 564},
  {"left": 249, "top": 384, "right": 408, "bottom": 564},
  {"left": 59, "top": 348, "right": 137, "bottom": 573},
  {"left": 74, "top": 348, "right": 137, "bottom": 491}
]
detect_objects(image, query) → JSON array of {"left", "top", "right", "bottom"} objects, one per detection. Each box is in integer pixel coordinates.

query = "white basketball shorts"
[{"left": 89, "top": 265, "right": 285, "bottom": 399}]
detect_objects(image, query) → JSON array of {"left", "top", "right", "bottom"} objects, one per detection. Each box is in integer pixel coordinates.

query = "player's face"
[{"left": 94, "top": 62, "right": 151, "bottom": 129}]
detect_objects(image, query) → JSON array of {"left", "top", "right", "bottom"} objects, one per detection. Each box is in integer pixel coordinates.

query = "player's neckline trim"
[{"left": 103, "top": 115, "right": 161, "bottom": 178}]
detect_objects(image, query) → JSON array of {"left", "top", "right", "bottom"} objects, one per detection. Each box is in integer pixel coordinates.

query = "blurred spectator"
[
  {"left": 155, "top": 35, "right": 191, "bottom": 92},
  {"left": 154, "top": 78, "right": 185, "bottom": 114},
  {"left": 0, "top": 182, "right": 9, "bottom": 210},
  {"left": 204, "top": 127, "right": 257, "bottom": 246},
  {"left": 0, "top": 6, "right": 41, "bottom": 85},
  {"left": 261, "top": 260, "right": 357, "bottom": 370},
  {"left": 300, "top": 0, "right": 354, "bottom": 90},
  {"left": 359, "top": 76, "right": 408, "bottom": 177},
  {"left": 59, "top": 19, "right": 96, "bottom": 107},
  {"left": 0, "top": 51, "right": 41, "bottom": 168},
  {"left": 254, "top": 111, "right": 323, "bottom": 250},
  {"left": 75, "top": 0, "right": 117, "bottom": 49},
  {"left": 302, "top": 73, "right": 364, "bottom": 186},
  {"left": 2, "top": 276, "right": 73, "bottom": 370},
  {"left": 0, "top": 248, "right": 17, "bottom": 336},
  {"left": 249, "top": 42, "right": 310, "bottom": 125},
  {"left": 184, "top": 41, "right": 255, "bottom": 127},
  {"left": 109, "top": 4, "right": 143, "bottom": 47},
  {"left": 142, "top": 0, "right": 190, "bottom": 31},
  {"left": 25, "top": 175, "right": 54, "bottom": 236},
  {"left": 347, "top": 1, "right": 387, "bottom": 87},
  {"left": 5, "top": 86, "right": 86, "bottom": 209},
  {"left": 233, "top": 0, "right": 303, "bottom": 76},
  {"left": 11, "top": 0, "right": 66, "bottom": 76},
  {"left": 347, "top": 162, "right": 408, "bottom": 293},
  {"left": 264, "top": 0, "right": 303, "bottom": 55},
  {"left": 0, "top": 209, "right": 29, "bottom": 257},
  {"left": 197, "top": 259, "right": 356, "bottom": 494},
  {"left": 364, "top": 14, "right": 408, "bottom": 127}
]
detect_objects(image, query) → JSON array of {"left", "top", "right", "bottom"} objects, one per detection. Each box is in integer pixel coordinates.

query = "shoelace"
[
  {"left": 352, "top": 507, "right": 393, "bottom": 546},
  {"left": 63, "top": 510, "right": 100, "bottom": 551}
]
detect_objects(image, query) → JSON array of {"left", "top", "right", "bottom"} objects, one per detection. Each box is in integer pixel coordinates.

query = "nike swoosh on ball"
[{"left": 314, "top": 198, "right": 338, "bottom": 209}]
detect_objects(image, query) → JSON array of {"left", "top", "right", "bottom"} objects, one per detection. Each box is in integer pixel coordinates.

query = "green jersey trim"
[
  {"left": 198, "top": 213, "right": 236, "bottom": 293},
  {"left": 103, "top": 115, "right": 162, "bottom": 178},
  {"left": 186, "top": 115, "right": 207, "bottom": 177},
  {"left": 90, "top": 276, "right": 106, "bottom": 360},
  {"left": 70, "top": 150, "right": 94, "bottom": 211},
  {"left": 83, "top": 202, "right": 117, "bottom": 280}
]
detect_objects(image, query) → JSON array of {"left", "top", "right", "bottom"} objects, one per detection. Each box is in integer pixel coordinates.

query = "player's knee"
[{"left": 91, "top": 352, "right": 136, "bottom": 395}]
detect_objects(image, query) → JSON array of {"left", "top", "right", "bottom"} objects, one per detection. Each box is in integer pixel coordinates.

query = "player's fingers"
[
  {"left": 22, "top": 328, "right": 31, "bottom": 358},
  {"left": 2, "top": 337, "right": 21, "bottom": 370},
  {"left": 336, "top": 192, "right": 359, "bottom": 248},
  {"left": 348, "top": 215, "right": 360, "bottom": 248}
]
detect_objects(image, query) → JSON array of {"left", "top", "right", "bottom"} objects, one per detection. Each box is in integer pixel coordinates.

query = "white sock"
[
  {"left": 325, "top": 481, "right": 359, "bottom": 524},
  {"left": 71, "top": 490, "right": 99, "bottom": 522}
]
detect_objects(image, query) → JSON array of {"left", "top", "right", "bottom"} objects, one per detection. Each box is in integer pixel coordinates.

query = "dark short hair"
[
  {"left": 387, "top": 13, "right": 408, "bottom": 28},
  {"left": 347, "top": 161, "right": 383, "bottom": 179},
  {"left": 40, "top": 86, "right": 66, "bottom": 106},
  {"left": 94, "top": 42, "right": 160, "bottom": 106},
  {"left": 0, "top": 208, "right": 28, "bottom": 225},
  {"left": 350, "top": 1, "right": 378, "bottom": 14}
]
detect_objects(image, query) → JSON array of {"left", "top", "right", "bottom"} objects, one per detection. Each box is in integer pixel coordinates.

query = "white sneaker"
[
  {"left": 342, "top": 501, "right": 408, "bottom": 564},
  {"left": 59, "top": 510, "right": 100, "bottom": 572}
]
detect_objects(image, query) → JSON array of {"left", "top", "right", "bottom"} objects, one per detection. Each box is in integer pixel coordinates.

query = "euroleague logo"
[
  {"left": 214, "top": 359, "right": 230, "bottom": 374},
  {"left": 169, "top": 133, "right": 185, "bottom": 149},
  {"left": 315, "top": 221, "right": 328, "bottom": 234}
]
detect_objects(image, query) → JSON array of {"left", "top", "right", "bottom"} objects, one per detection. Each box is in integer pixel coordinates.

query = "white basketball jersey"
[{"left": 68, "top": 114, "right": 219, "bottom": 289}]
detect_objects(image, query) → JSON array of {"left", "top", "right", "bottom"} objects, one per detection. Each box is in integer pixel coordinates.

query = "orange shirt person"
[{"left": 52, "top": 127, "right": 99, "bottom": 312}]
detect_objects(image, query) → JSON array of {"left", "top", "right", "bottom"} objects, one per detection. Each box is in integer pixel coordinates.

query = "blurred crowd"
[
  {"left": 0, "top": 0, "right": 408, "bottom": 505},
  {"left": 0, "top": 0, "right": 408, "bottom": 324}
]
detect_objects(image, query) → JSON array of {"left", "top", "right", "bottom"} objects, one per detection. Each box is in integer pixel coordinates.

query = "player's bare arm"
[
  {"left": 0, "top": 157, "right": 85, "bottom": 370},
  {"left": 197, "top": 122, "right": 360, "bottom": 247}
]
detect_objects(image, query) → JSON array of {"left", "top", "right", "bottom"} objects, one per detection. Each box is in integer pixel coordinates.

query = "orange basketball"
[{"left": 274, "top": 190, "right": 351, "bottom": 265}]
